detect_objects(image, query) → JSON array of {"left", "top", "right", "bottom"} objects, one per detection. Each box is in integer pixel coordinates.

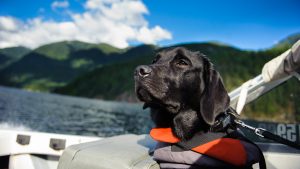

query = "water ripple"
[{"left": 0, "top": 86, "right": 153, "bottom": 137}]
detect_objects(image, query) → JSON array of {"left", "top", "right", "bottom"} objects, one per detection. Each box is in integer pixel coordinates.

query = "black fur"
[{"left": 134, "top": 47, "right": 230, "bottom": 140}]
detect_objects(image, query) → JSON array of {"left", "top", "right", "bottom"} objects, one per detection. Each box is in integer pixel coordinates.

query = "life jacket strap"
[{"left": 150, "top": 127, "right": 248, "bottom": 166}]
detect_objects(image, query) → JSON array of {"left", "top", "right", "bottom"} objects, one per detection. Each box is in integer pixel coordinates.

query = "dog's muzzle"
[{"left": 135, "top": 65, "right": 152, "bottom": 78}]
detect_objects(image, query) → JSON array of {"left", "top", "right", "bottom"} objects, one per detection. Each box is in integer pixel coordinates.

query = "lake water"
[
  {"left": 1, "top": 86, "right": 300, "bottom": 143},
  {"left": 0, "top": 86, "right": 153, "bottom": 137}
]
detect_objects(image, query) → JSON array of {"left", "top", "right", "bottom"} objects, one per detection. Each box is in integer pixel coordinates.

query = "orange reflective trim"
[
  {"left": 192, "top": 138, "right": 247, "bottom": 166},
  {"left": 150, "top": 128, "right": 180, "bottom": 143},
  {"left": 150, "top": 128, "right": 247, "bottom": 166}
]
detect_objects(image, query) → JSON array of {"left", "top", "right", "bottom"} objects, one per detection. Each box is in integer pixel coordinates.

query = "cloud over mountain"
[{"left": 0, "top": 0, "right": 172, "bottom": 49}]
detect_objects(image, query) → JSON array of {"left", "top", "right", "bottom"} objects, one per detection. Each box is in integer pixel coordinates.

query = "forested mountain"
[
  {"left": 0, "top": 41, "right": 155, "bottom": 91},
  {"left": 0, "top": 46, "right": 31, "bottom": 69},
  {"left": 0, "top": 34, "right": 299, "bottom": 122}
]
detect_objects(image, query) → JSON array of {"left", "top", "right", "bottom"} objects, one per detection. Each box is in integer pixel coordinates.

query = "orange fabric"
[
  {"left": 192, "top": 138, "right": 247, "bottom": 166},
  {"left": 150, "top": 128, "right": 247, "bottom": 166},
  {"left": 150, "top": 128, "right": 180, "bottom": 143}
]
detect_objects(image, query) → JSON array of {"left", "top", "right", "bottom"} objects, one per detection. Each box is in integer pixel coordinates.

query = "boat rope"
[{"left": 235, "top": 78, "right": 259, "bottom": 114}]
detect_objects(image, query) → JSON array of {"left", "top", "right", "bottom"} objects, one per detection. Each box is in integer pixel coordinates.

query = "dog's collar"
[
  {"left": 210, "top": 108, "right": 238, "bottom": 132},
  {"left": 149, "top": 108, "right": 238, "bottom": 144}
]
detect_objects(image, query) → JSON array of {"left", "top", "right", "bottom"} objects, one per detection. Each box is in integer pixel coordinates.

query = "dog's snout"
[{"left": 135, "top": 65, "right": 152, "bottom": 78}]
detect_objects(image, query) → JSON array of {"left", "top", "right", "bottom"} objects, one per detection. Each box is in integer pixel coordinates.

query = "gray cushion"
[{"left": 58, "top": 134, "right": 159, "bottom": 169}]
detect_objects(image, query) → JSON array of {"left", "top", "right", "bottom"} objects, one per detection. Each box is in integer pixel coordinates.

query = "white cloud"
[
  {"left": 0, "top": 16, "right": 21, "bottom": 31},
  {"left": 0, "top": 0, "right": 172, "bottom": 49},
  {"left": 137, "top": 26, "right": 172, "bottom": 44},
  {"left": 51, "top": 0, "right": 70, "bottom": 10}
]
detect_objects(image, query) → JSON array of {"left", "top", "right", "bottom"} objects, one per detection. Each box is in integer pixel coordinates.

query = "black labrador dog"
[{"left": 134, "top": 47, "right": 230, "bottom": 140}]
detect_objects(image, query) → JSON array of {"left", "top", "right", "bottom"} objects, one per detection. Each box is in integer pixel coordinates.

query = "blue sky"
[{"left": 0, "top": 0, "right": 299, "bottom": 50}]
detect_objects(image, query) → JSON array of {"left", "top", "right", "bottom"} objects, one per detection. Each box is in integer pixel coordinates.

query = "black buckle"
[{"left": 211, "top": 109, "right": 237, "bottom": 132}]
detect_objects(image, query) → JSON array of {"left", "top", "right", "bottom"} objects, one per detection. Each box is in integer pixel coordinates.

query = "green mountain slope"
[
  {"left": 1, "top": 34, "right": 300, "bottom": 122},
  {"left": 54, "top": 54, "right": 153, "bottom": 100},
  {"left": 34, "top": 41, "right": 123, "bottom": 60},
  {"left": 0, "top": 52, "right": 70, "bottom": 90},
  {"left": 54, "top": 42, "right": 300, "bottom": 122},
  {"left": 0, "top": 53, "right": 10, "bottom": 69},
  {"left": 0, "top": 46, "right": 31, "bottom": 69},
  {"left": 0, "top": 42, "right": 156, "bottom": 91},
  {"left": 273, "top": 33, "right": 300, "bottom": 49},
  {"left": 0, "top": 46, "right": 31, "bottom": 58},
  {"left": 54, "top": 44, "right": 157, "bottom": 100},
  {"left": 54, "top": 43, "right": 267, "bottom": 99}
]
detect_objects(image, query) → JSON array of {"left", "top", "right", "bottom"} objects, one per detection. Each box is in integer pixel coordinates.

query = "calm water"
[
  {"left": 0, "top": 86, "right": 153, "bottom": 137},
  {"left": 1, "top": 86, "right": 300, "bottom": 143}
]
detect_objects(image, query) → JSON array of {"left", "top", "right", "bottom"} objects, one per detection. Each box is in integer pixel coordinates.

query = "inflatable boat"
[{"left": 0, "top": 40, "right": 299, "bottom": 169}]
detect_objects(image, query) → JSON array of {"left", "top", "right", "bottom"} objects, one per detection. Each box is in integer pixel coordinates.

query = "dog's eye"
[{"left": 176, "top": 59, "right": 188, "bottom": 66}]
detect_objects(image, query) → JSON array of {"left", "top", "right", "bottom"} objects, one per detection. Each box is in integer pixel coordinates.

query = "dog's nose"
[{"left": 135, "top": 65, "right": 152, "bottom": 78}]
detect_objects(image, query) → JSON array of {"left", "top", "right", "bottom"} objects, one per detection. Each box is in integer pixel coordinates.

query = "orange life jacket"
[{"left": 150, "top": 128, "right": 247, "bottom": 167}]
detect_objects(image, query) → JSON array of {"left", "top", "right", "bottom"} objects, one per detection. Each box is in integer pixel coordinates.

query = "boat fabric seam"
[
  {"left": 129, "top": 153, "right": 157, "bottom": 169},
  {"left": 67, "top": 142, "right": 112, "bottom": 169}
]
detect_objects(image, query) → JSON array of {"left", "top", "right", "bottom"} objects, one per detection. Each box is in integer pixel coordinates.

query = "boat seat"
[
  {"left": 57, "top": 133, "right": 300, "bottom": 169},
  {"left": 9, "top": 154, "right": 59, "bottom": 169},
  {"left": 57, "top": 134, "right": 159, "bottom": 169}
]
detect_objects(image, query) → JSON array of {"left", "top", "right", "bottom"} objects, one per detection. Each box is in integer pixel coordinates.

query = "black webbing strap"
[
  {"left": 171, "top": 110, "right": 268, "bottom": 169},
  {"left": 231, "top": 131, "right": 266, "bottom": 169},
  {"left": 261, "top": 130, "right": 300, "bottom": 150},
  {"left": 223, "top": 107, "right": 300, "bottom": 151},
  {"left": 171, "top": 131, "right": 227, "bottom": 151},
  {"left": 171, "top": 129, "right": 266, "bottom": 169},
  {"left": 170, "top": 109, "right": 293, "bottom": 168},
  {"left": 255, "top": 144, "right": 267, "bottom": 169},
  {"left": 235, "top": 119, "right": 300, "bottom": 150}
]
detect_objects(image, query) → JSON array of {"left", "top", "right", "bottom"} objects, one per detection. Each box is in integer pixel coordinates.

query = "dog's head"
[{"left": 134, "top": 47, "right": 230, "bottom": 139}]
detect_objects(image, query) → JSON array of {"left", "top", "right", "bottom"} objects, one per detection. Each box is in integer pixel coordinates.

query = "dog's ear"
[{"left": 199, "top": 57, "right": 230, "bottom": 125}]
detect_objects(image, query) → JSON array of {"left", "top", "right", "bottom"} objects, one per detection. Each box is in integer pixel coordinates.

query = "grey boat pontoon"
[{"left": 0, "top": 40, "right": 300, "bottom": 169}]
